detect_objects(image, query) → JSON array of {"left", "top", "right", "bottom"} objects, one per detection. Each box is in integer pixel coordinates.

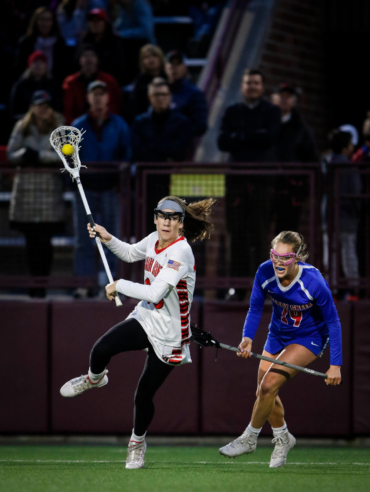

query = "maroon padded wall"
[
  {"left": 51, "top": 300, "right": 199, "bottom": 434},
  {"left": 201, "top": 302, "right": 352, "bottom": 436},
  {"left": 353, "top": 301, "right": 370, "bottom": 434},
  {"left": 0, "top": 300, "right": 49, "bottom": 432}
]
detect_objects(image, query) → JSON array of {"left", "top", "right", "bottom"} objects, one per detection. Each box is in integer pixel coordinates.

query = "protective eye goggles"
[
  {"left": 270, "top": 249, "right": 297, "bottom": 266},
  {"left": 154, "top": 209, "right": 184, "bottom": 222}
]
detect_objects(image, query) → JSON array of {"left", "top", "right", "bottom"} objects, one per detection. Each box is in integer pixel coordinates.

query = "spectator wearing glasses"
[{"left": 131, "top": 77, "right": 192, "bottom": 162}]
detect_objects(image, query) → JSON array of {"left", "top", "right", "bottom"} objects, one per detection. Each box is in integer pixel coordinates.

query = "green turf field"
[{"left": 1, "top": 445, "right": 370, "bottom": 492}]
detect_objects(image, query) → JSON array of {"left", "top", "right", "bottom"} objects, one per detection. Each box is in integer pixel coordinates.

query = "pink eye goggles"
[{"left": 270, "top": 248, "right": 298, "bottom": 266}]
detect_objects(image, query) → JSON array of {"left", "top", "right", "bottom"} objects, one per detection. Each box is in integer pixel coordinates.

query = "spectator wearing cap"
[
  {"left": 15, "top": 7, "right": 69, "bottom": 81},
  {"left": 7, "top": 91, "right": 65, "bottom": 297},
  {"left": 71, "top": 80, "right": 130, "bottom": 291},
  {"left": 218, "top": 69, "right": 281, "bottom": 293},
  {"left": 77, "top": 8, "right": 126, "bottom": 84},
  {"left": 273, "top": 83, "right": 318, "bottom": 233},
  {"left": 328, "top": 130, "right": 361, "bottom": 300},
  {"left": 130, "top": 44, "right": 166, "bottom": 118},
  {"left": 10, "top": 51, "right": 62, "bottom": 122},
  {"left": 165, "top": 50, "right": 208, "bottom": 137},
  {"left": 62, "top": 45, "right": 122, "bottom": 124},
  {"left": 131, "top": 77, "right": 192, "bottom": 162},
  {"left": 57, "top": 0, "right": 87, "bottom": 47}
]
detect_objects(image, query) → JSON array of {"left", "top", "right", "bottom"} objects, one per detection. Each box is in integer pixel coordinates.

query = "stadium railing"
[
  {"left": 326, "top": 161, "right": 370, "bottom": 292},
  {"left": 134, "top": 161, "right": 322, "bottom": 295},
  {"left": 0, "top": 162, "right": 131, "bottom": 290}
]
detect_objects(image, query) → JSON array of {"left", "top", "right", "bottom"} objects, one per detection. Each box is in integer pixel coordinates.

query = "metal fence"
[
  {"left": 135, "top": 162, "right": 321, "bottom": 298},
  {"left": 0, "top": 162, "right": 131, "bottom": 290},
  {"left": 2, "top": 160, "right": 370, "bottom": 298},
  {"left": 326, "top": 161, "right": 370, "bottom": 294}
]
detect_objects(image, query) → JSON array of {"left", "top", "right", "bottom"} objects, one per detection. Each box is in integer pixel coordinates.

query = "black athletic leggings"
[{"left": 90, "top": 318, "right": 174, "bottom": 436}]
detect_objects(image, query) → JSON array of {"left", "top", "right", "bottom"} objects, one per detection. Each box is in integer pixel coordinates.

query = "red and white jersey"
[{"left": 106, "top": 232, "right": 196, "bottom": 365}]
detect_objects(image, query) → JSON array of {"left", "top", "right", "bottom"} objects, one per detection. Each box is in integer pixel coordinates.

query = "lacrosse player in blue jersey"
[{"left": 219, "top": 231, "right": 342, "bottom": 467}]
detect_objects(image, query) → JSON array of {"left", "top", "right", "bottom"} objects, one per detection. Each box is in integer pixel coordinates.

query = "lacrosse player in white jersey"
[{"left": 60, "top": 196, "right": 215, "bottom": 469}]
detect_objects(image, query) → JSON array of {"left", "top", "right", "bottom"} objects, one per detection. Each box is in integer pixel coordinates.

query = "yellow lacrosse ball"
[{"left": 62, "top": 144, "right": 74, "bottom": 155}]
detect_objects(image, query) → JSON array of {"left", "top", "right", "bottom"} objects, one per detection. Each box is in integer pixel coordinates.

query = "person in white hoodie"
[{"left": 60, "top": 195, "right": 215, "bottom": 468}]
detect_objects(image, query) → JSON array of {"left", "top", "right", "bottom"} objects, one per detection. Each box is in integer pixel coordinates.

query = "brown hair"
[
  {"left": 26, "top": 7, "right": 60, "bottom": 38},
  {"left": 148, "top": 77, "right": 170, "bottom": 93},
  {"left": 139, "top": 44, "right": 165, "bottom": 73},
  {"left": 158, "top": 196, "right": 216, "bottom": 242},
  {"left": 243, "top": 68, "right": 266, "bottom": 84},
  {"left": 271, "top": 231, "right": 309, "bottom": 262}
]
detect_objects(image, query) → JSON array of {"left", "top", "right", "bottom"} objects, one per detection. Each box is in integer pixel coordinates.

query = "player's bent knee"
[{"left": 259, "top": 377, "right": 281, "bottom": 398}]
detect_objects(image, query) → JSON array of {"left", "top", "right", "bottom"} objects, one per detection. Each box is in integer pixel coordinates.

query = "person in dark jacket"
[
  {"left": 132, "top": 77, "right": 192, "bottom": 232},
  {"left": 14, "top": 7, "right": 70, "bottom": 81},
  {"left": 273, "top": 83, "right": 319, "bottom": 233},
  {"left": 130, "top": 43, "right": 166, "bottom": 118},
  {"left": 72, "top": 80, "right": 131, "bottom": 294},
  {"left": 10, "top": 51, "right": 62, "bottom": 122},
  {"left": 132, "top": 77, "right": 192, "bottom": 162},
  {"left": 77, "top": 8, "right": 127, "bottom": 85},
  {"left": 329, "top": 130, "right": 361, "bottom": 300},
  {"left": 218, "top": 69, "right": 281, "bottom": 293},
  {"left": 62, "top": 45, "right": 122, "bottom": 124},
  {"left": 165, "top": 50, "right": 208, "bottom": 137}
]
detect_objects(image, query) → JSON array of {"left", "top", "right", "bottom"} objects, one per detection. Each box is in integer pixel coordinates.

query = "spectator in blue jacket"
[
  {"left": 131, "top": 77, "right": 192, "bottom": 162},
  {"left": 72, "top": 80, "right": 130, "bottom": 295},
  {"left": 113, "top": 0, "right": 155, "bottom": 43},
  {"left": 165, "top": 50, "right": 208, "bottom": 137}
]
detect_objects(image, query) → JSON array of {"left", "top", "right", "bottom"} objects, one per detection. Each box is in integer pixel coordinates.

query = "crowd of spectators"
[{"left": 1, "top": 1, "right": 366, "bottom": 298}]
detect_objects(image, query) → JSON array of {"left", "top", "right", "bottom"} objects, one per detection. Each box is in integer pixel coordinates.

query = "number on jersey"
[{"left": 281, "top": 308, "right": 302, "bottom": 327}]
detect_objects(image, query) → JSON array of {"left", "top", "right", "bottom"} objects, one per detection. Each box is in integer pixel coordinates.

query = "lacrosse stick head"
[
  {"left": 50, "top": 126, "right": 85, "bottom": 180},
  {"left": 190, "top": 324, "right": 221, "bottom": 349}
]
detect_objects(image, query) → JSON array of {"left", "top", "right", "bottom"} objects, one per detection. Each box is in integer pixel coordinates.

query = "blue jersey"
[{"left": 243, "top": 261, "right": 342, "bottom": 365}]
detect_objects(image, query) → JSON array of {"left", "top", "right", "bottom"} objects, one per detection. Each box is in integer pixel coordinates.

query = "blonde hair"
[
  {"left": 271, "top": 231, "right": 309, "bottom": 262},
  {"left": 20, "top": 106, "right": 60, "bottom": 137},
  {"left": 139, "top": 44, "right": 165, "bottom": 73},
  {"left": 158, "top": 196, "right": 216, "bottom": 242}
]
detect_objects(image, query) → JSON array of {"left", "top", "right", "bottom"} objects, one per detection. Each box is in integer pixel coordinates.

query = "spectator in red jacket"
[{"left": 62, "top": 45, "right": 122, "bottom": 124}]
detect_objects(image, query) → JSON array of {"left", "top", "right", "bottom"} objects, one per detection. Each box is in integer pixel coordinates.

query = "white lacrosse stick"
[{"left": 50, "top": 125, "right": 122, "bottom": 307}]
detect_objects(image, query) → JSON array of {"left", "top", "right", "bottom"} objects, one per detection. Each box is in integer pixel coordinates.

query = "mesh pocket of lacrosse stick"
[{"left": 50, "top": 126, "right": 86, "bottom": 180}]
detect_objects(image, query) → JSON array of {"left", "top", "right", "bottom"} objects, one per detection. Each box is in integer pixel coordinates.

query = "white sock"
[
  {"left": 272, "top": 422, "right": 288, "bottom": 438},
  {"left": 88, "top": 368, "right": 105, "bottom": 384},
  {"left": 247, "top": 423, "right": 262, "bottom": 437},
  {"left": 130, "top": 429, "right": 146, "bottom": 443}
]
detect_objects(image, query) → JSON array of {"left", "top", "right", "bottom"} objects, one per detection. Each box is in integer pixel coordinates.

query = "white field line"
[{"left": 0, "top": 460, "right": 370, "bottom": 466}]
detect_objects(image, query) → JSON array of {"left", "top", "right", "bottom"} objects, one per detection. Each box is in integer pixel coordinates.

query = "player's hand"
[
  {"left": 237, "top": 337, "right": 253, "bottom": 359},
  {"left": 325, "top": 365, "right": 341, "bottom": 386},
  {"left": 105, "top": 280, "right": 118, "bottom": 301},
  {"left": 87, "top": 223, "right": 112, "bottom": 243}
]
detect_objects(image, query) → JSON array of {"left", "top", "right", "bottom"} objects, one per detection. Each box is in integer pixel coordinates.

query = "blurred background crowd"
[{"left": 0, "top": 0, "right": 369, "bottom": 303}]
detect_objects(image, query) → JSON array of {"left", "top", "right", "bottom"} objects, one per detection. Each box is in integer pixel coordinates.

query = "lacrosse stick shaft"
[
  {"left": 218, "top": 343, "right": 328, "bottom": 379},
  {"left": 76, "top": 181, "right": 122, "bottom": 307}
]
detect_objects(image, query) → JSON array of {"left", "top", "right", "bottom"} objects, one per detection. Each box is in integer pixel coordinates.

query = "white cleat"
[
  {"left": 60, "top": 370, "right": 108, "bottom": 397},
  {"left": 269, "top": 432, "right": 296, "bottom": 468},
  {"left": 125, "top": 440, "right": 147, "bottom": 469},
  {"left": 219, "top": 428, "right": 258, "bottom": 458}
]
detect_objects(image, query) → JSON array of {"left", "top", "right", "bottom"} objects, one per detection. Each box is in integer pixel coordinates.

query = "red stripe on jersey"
[{"left": 154, "top": 236, "right": 185, "bottom": 254}]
